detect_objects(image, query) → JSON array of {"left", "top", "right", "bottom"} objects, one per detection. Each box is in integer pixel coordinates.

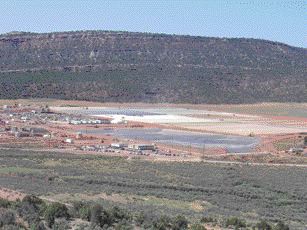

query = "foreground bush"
[
  {"left": 190, "top": 223, "right": 207, "bottom": 230},
  {"left": 90, "top": 204, "right": 103, "bottom": 226},
  {"left": 273, "top": 221, "right": 289, "bottom": 230},
  {"left": 0, "top": 198, "right": 12, "bottom": 208},
  {"left": 152, "top": 215, "right": 173, "bottom": 230},
  {"left": 16, "top": 195, "right": 47, "bottom": 227},
  {"left": 0, "top": 210, "right": 16, "bottom": 227},
  {"left": 72, "top": 201, "right": 91, "bottom": 221},
  {"left": 200, "top": 217, "right": 216, "bottom": 223},
  {"left": 0, "top": 195, "right": 295, "bottom": 230},
  {"left": 109, "top": 206, "right": 131, "bottom": 223},
  {"left": 254, "top": 220, "right": 272, "bottom": 230},
  {"left": 225, "top": 217, "right": 246, "bottom": 228},
  {"left": 44, "top": 202, "right": 69, "bottom": 227},
  {"left": 172, "top": 215, "right": 188, "bottom": 230}
]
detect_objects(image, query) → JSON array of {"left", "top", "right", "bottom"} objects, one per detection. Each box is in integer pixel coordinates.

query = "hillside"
[{"left": 0, "top": 31, "right": 306, "bottom": 103}]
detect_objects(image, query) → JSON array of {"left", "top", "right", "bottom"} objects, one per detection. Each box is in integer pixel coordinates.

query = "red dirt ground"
[{"left": 0, "top": 187, "right": 26, "bottom": 201}]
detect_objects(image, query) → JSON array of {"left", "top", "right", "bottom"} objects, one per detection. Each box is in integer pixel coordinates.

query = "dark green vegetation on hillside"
[
  {"left": 0, "top": 196, "right": 290, "bottom": 230},
  {"left": 0, "top": 149, "right": 306, "bottom": 229},
  {"left": 0, "top": 31, "right": 306, "bottom": 103}
]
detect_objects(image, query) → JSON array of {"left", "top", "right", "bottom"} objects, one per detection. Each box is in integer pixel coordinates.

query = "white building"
[
  {"left": 111, "top": 117, "right": 127, "bottom": 124},
  {"left": 128, "top": 144, "right": 156, "bottom": 151},
  {"left": 64, "top": 138, "right": 74, "bottom": 144},
  {"left": 111, "top": 143, "right": 128, "bottom": 149}
]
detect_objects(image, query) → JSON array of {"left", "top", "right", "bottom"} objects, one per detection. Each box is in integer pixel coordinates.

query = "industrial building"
[
  {"left": 111, "top": 143, "right": 128, "bottom": 149},
  {"left": 110, "top": 117, "right": 127, "bottom": 124},
  {"left": 128, "top": 144, "right": 156, "bottom": 151},
  {"left": 64, "top": 138, "right": 74, "bottom": 144},
  {"left": 69, "top": 119, "right": 110, "bottom": 125},
  {"left": 287, "top": 147, "right": 304, "bottom": 155},
  {"left": 22, "top": 127, "right": 50, "bottom": 137}
]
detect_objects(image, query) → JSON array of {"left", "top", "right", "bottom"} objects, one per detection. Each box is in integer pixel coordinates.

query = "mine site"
[{"left": 0, "top": 100, "right": 306, "bottom": 163}]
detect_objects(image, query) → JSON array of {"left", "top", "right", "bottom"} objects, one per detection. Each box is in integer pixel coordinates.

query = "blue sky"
[{"left": 1, "top": 0, "right": 306, "bottom": 47}]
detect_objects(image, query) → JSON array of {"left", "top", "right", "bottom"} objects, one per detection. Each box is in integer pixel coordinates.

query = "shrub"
[
  {"left": 74, "top": 223, "right": 91, "bottom": 230},
  {"left": 22, "top": 195, "right": 44, "bottom": 206},
  {"left": 22, "top": 195, "right": 46, "bottom": 214},
  {"left": 48, "top": 203, "right": 69, "bottom": 219},
  {"left": 134, "top": 212, "right": 146, "bottom": 226},
  {"left": 45, "top": 210, "right": 55, "bottom": 228},
  {"left": 0, "top": 225, "right": 20, "bottom": 230},
  {"left": 0, "top": 210, "right": 16, "bottom": 227},
  {"left": 109, "top": 206, "right": 131, "bottom": 222},
  {"left": 114, "top": 220, "right": 134, "bottom": 230},
  {"left": 52, "top": 218, "right": 70, "bottom": 230},
  {"left": 172, "top": 215, "right": 188, "bottom": 230},
  {"left": 90, "top": 204, "right": 103, "bottom": 226},
  {"left": 44, "top": 202, "right": 69, "bottom": 227},
  {"left": 89, "top": 224, "right": 103, "bottom": 230},
  {"left": 200, "top": 217, "right": 215, "bottom": 223},
  {"left": 35, "top": 221, "right": 47, "bottom": 230},
  {"left": 225, "top": 217, "right": 246, "bottom": 228},
  {"left": 152, "top": 215, "right": 172, "bottom": 230},
  {"left": 190, "top": 223, "right": 207, "bottom": 230},
  {"left": 79, "top": 205, "right": 91, "bottom": 221},
  {"left": 72, "top": 201, "right": 91, "bottom": 221},
  {"left": 100, "top": 209, "right": 113, "bottom": 227},
  {"left": 16, "top": 201, "right": 41, "bottom": 227},
  {"left": 273, "top": 221, "right": 289, "bottom": 230},
  {"left": 0, "top": 199, "right": 11, "bottom": 208},
  {"left": 255, "top": 220, "right": 272, "bottom": 230}
]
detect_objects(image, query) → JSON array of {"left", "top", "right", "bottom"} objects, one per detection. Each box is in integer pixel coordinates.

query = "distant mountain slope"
[{"left": 0, "top": 31, "right": 306, "bottom": 103}]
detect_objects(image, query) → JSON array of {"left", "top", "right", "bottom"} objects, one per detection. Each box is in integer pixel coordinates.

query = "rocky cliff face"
[{"left": 0, "top": 31, "right": 306, "bottom": 103}]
